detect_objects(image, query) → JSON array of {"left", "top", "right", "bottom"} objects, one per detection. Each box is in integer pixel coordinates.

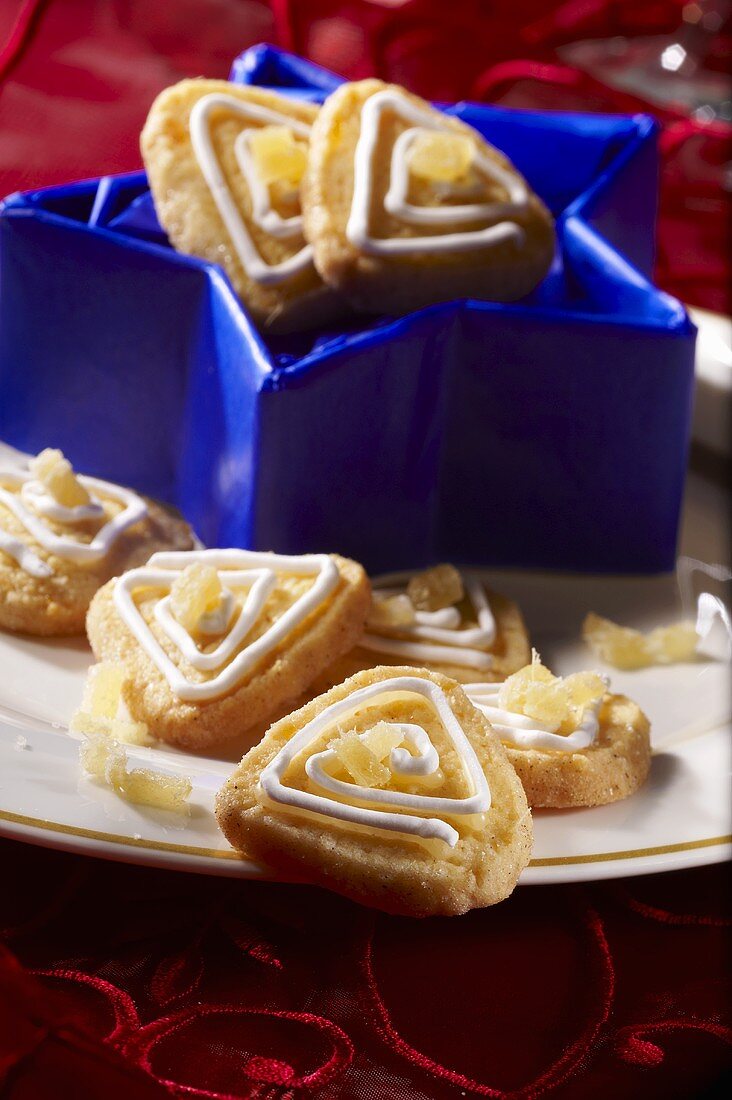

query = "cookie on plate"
[
  {"left": 314, "top": 564, "right": 530, "bottom": 690},
  {"left": 141, "top": 79, "right": 345, "bottom": 332},
  {"left": 216, "top": 665, "right": 532, "bottom": 917},
  {"left": 0, "top": 449, "right": 193, "bottom": 636},
  {"left": 465, "top": 655, "right": 651, "bottom": 808},
  {"left": 86, "top": 548, "right": 371, "bottom": 750},
  {"left": 302, "top": 79, "right": 555, "bottom": 315}
]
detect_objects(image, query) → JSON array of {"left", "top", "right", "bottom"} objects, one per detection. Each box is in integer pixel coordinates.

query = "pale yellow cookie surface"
[
  {"left": 216, "top": 665, "right": 532, "bottom": 917},
  {"left": 505, "top": 694, "right": 651, "bottom": 808},
  {"left": 312, "top": 585, "right": 530, "bottom": 690},
  {"left": 141, "top": 79, "right": 345, "bottom": 332},
  {"left": 0, "top": 495, "right": 193, "bottom": 637},
  {"left": 86, "top": 553, "right": 371, "bottom": 750},
  {"left": 302, "top": 79, "right": 555, "bottom": 314}
]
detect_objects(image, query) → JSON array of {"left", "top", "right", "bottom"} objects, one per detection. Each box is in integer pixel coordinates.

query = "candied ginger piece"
[
  {"left": 521, "top": 679, "right": 567, "bottom": 733},
  {"left": 72, "top": 662, "right": 152, "bottom": 744},
  {"left": 407, "top": 563, "right": 464, "bottom": 612},
  {"left": 563, "top": 671, "right": 607, "bottom": 709},
  {"left": 30, "top": 447, "right": 90, "bottom": 507},
  {"left": 79, "top": 734, "right": 121, "bottom": 780},
  {"left": 498, "top": 651, "right": 554, "bottom": 711},
  {"left": 647, "top": 622, "right": 698, "bottom": 663},
  {"left": 170, "top": 562, "right": 224, "bottom": 635},
  {"left": 583, "top": 612, "right": 698, "bottom": 669},
  {"left": 408, "top": 130, "right": 473, "bottom": 183},
  {"left": 368, "top": 594, "right": 415, "bottom": 629},
  {"left": 582, "top": 613, "right": 650, "bottom": 669},
  {"left": 79, "top": 736, "right": 191, "bottom": 811},
  {"left": 498, "top": 654, "right": 604, "bottom": 735},
  {"left": 70, "top": 710, "right": 151, "bottom": 746},
  {"left": 331, "top": 730, "right": 391, "bottom": 787},
  {"left": 249, "top": 124, "right": 308, "bottom": 186},
  {"left": 107, "top": 757, "right": 192, "bottom": 812},
  {"left": 81, "top": 661, "right": 126, "bottom": 719},
  {"left": 110, "top": 718, "right": 151, "bottom": 746},
  {"left": 363, "top": 721, "right": 404, "bottom": 762}
]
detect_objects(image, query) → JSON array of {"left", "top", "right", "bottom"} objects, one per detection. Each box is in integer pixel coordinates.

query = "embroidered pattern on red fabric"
[
  {"left": 616, "top": 1019, "right": 732, "bottom": 1067},
  {"left": 122, "top": 1003, "right": 354, "bottom": 1097},
  {"left": 32, "top": 968, "right": 141, "bottom": 1044},
  {"left": 611, "top": 883, "right": 732, "bottom": 928},
  {"left": 360, "top": 903, "right": 616, "bottom": 1098}
]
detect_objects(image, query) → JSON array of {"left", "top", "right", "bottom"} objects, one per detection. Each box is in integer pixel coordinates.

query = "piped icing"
[
  {"left": 347, "top": 90, "right": 528, "bottom": 256},
  {"left": 113, "top": 549, "right": 339, "bottom": 703},
  {"left": 259, "top": 676, "right": 491, "bottom": 847},
  {"left": 0, "top": 468, "right": 147, "bottom": 576},
  {"left": 464, "top": 682, "right": 603, "bottom": 752},
  {"left": 189, "top": 93, "right": 313, "bottom": 286},
  {"left": 360, "top": 573, "right": 496, "bottom": 670}
]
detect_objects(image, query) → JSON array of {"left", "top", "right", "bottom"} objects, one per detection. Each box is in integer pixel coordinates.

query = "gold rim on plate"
[{"left": 1, "top": 809, "right": 729, "bottom": 869}]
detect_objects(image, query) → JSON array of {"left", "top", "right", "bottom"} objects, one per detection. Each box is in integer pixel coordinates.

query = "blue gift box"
[{"left": 0, "top": 45, "right": 695, "bottom": 574}]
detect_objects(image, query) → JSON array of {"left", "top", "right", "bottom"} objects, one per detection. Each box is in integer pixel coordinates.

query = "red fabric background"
[
  {"left": 0, "top": 0, "right": 729, "bottom": 311},
  {"left": 0, "top": 2, "right": 730, "bottom": 1097},
  {"left": 2, "top": 839, "right": 731, "bottom": 1099}
]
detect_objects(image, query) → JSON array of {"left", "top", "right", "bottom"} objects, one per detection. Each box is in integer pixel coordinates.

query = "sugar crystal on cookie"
[{"left": 29, "top": 448, "right": 91, "bottom": 508}]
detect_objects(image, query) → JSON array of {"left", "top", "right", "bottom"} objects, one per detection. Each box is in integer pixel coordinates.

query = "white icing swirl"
[
  {"left": 259, "top": 676, "right": 491, "bottom": 848},
  {"left": 113, "top": 549, "right": 339, "bottom": 702},
  {"left": 347, "top": 90, "right": 528, "bottom": 256},
  {"left": 234, "top": 129, "right": 305, "bottom": 240},
  {"left": 464, "top": 682, "right": 603, "bottom": 752},
  {"left": 360, "top": 573, "right": 496, "bottom": 670},
  {"left": 0, "top": 527, "right": 52, "bottom": 577},
  {"left": 0, "top": 469, "right": 147, "bottom": 575},
  {"left": 21, "top": 480, "right": 105, "bottom": 523},
  {"left": 194, "top": 589, "right": 236, "bottom": 637},
  {"left": 189, "top": 93, "right": 313, "bottom": 286}
]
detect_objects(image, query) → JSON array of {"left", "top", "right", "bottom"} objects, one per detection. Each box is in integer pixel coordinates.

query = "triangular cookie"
[
  {"left": 313, "top": 568, "right": 531, "bottom": 691},
  {"left": 142, "top": 79, "right": 345, "bottom": 331},
  {"left": 302, "top": 79, "right": 555, "bottom": 314},
  {"left": 86, "top": 549, "right": 371, "bottom": 749},
  {"left": 216, "top": 665, "right": 532, "bottom": 916}
]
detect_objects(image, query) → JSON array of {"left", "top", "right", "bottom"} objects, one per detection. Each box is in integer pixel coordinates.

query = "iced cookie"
[
  {"left": 141, "top": 79, "right": 345, "bottom": 332},
  {"left": 216, "top": 665, "right": 532, "bottom": 916},
  {"left": 465, "top": 655, "right": 651, "bottom": 808},
  {"left": 86, "top": 549, "right": 371, "bottom": 750},
  {"left": 0, "top": 449, "right": 194, "bottom": 636},
  {"left": 314, "top": 564, "right": 530, "bottom": 689},
  {"left": 302, "top": 79, "right": 555, "bottom": 315}
]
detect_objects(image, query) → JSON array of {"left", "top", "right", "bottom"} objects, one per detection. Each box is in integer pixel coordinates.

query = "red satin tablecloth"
[{"left": 1, "top": 3, "right": 730, "bottom": 1097}]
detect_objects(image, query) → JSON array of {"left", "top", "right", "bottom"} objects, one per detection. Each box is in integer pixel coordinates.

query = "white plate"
[
  {"left": 688, "top": 306, "right": 732, "bottom": 458},
  {"left": 0, "top": 468, "right": 730, "bottom": 886}
]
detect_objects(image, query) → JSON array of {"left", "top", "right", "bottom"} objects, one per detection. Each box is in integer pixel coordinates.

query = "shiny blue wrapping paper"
[{"left": 0, "top": 45, "right": 695, "bottom": 573}]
